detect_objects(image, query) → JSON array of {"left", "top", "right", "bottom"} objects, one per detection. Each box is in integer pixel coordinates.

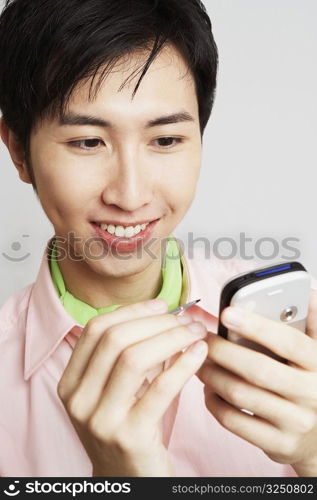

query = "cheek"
[
  {"left": 32, "top": 149, "right": 94, "bottom": 224},
  {"left": 165, "top": 150, "right": 201, "bottom": 208}
]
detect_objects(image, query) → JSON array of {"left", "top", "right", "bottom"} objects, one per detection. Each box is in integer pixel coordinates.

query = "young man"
[{"left": 1, "top": 0, "right": 317, "bottom": 477}]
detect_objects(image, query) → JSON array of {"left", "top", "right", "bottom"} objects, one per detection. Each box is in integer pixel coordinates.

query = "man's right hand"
[{"left": 57, "top": 298, "right": 208, "bottom": 477}]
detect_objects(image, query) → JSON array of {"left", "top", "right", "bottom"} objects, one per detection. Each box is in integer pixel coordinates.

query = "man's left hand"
[{"left": 197, "top": 289, "right": 317, "bottom": 477}]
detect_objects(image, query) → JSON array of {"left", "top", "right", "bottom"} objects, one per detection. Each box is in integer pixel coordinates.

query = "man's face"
[{"left": 28, "top": 45, "right": 202, "bottom": 277}]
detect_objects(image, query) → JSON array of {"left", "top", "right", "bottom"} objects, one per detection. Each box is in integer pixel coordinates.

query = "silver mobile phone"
[{"left": 217, "top": 261, "right": 311, "bottom": 362}]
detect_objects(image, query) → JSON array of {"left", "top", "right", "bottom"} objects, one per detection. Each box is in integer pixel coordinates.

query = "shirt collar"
[
  {"left": 180, "top": 241, "right": 220, "bottom": 316},
  {"left": 24, "top": 237, "right": 220, "bottom": 381},
  {"left": 50, "top": 234, "right": 183, "bottom": 326}
]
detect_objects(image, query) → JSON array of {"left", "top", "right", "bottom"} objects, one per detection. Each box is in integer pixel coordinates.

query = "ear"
[{"left": 0, "top": 117, "right": 32, "bottom": 184}]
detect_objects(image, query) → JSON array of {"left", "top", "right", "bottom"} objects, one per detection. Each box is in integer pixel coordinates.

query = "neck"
[{"left": 56, "top": 239, "right": 167, "bottom": 309}]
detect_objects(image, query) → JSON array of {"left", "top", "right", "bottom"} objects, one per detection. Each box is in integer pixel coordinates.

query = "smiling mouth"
[
  {"left": 91, "top": 218, "right": 160, "bottom": 238},
  {"left": 92, "top": 219, "right": 158, "bottom": 228}
]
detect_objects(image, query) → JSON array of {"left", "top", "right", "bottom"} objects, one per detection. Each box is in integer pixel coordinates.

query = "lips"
[
  {"left": 91, "top": 219, "right": 160, "bottom": 253},
  {"left": 93, "top": 220, "right": 154, "bottom": 228}
]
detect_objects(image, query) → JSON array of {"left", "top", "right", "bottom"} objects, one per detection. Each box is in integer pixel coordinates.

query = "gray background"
[{"left": 0, "top": 0, "right": 316, "bottom": 306}]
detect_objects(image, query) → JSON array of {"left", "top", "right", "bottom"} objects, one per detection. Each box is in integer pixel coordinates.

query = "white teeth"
[
  {"left": 104, "top": 224, "right": 115, "bottom": 234},
  {"left": 98, "top": 222, "right": 150, "bottom": 238},
  {"left": 115, "top": 226, "right": 125, "bottom": 237},
  {"left": 124, "top": 226, "right": 136, "bottom": 238}
]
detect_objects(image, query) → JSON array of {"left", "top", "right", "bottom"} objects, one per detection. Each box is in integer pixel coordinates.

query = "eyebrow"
[{"left": 58, "top": 111, "right": 195, "bottom": 128}]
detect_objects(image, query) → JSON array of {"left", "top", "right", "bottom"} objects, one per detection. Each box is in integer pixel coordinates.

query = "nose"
[{"left": 101, "top": 145, "right": 153, "bottom": 212}]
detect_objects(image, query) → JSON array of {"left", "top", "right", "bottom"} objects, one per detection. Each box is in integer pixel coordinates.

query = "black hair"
[{"left": 0, "top": 0, "right": 218, "bottom": 191}]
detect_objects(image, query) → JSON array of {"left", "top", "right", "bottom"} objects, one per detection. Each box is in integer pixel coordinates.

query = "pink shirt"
[{"left": 0, "top": 238, "right": 301, "bottom": 477}]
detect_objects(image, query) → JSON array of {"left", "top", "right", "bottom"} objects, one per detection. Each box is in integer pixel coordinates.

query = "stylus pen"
[{"left": 170, "top": 299, "right": 201, "bottom": 315}]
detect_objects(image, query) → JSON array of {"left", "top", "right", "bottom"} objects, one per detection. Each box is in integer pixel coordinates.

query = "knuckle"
[
  {"left": 251, "top": 360, "right": 270, "bottom": 387},
  {"left": 119, "top": 347, "right": 143, "bottom": 373},
  {"left": 66, "top": 394, "right": 85, "bottom": 422},
  {"left": 87, "top": 416, "right": 109, "bottom": 441},
  {"left": 227, "top": 384, "right": 245, "bottom": 407},
  {"left": 105, "top": 326, "right": 124, "bottom": 351},
  {"left": 296, "top": 410, "right": 316, "bottom": 434},
  {"left": 171, "top": 325, "right": 197, "bottom": 346},
  {"left": 279, "top": 435, "right": 299, "bottom": 460},
  {"left": 85, "top": 317, "right": 102, "bottom": 338},
  {"left": 115, "top": 428, "right": 136, "bottom": 453},
  {"left": 126, "top": 301, "right": 154, "bottom": 317}
]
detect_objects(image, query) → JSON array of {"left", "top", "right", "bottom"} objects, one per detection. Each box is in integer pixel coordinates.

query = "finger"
[
  {"left": 220, "top": 306, "right": 317, "bottom": 371},
  {"left": 58, "top": 298, "right": 168, "bottom": 400},
  {"left": 196, "top": 354, "right": 214, "bottom": 381},
  {"left": 200, "top": 362, "right": 316, "bottom": 433},
  {"left": 207, "top": 334, "right": 316, "bottom": 403},
  {"left": 89, "top": 323, "right": 207, "bottom": 422},
  {"left": 67, "top": 313, "right": 197, "bottom": 419},
  {"left": 204, "top": 390, "right": 288, "bottom": 461},
  {"left": 306, "top": 289, "right": 317, "bottom": 340},
  {"left": 129, "top": 340, "right": 208, "bottom": 426}
]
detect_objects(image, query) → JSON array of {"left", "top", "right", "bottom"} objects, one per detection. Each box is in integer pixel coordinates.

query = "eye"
[
  {"left": 154, "top": 137, "right": 184, "bottom": 149},
  {"left": 68, "top": 136, "right": 184, "bottom": 151},
  {"left": 68, "top": 138, "right": 104, "bottom": 151}
]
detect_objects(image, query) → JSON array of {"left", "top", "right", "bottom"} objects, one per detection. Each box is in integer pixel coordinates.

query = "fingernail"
[
  {"left": 190, "top": 341, "right": 208, "bottom": 356},
  {"left": 222, "top": 307, "right": 245, "bottom": 327},
  {"left": 147, "top": 299, "right": 168, "bottom": 311}
]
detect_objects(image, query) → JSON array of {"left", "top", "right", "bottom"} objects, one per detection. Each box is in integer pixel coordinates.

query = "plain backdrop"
[{"left": 0, "top": 0, "right": 316, "bottom": 307}]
